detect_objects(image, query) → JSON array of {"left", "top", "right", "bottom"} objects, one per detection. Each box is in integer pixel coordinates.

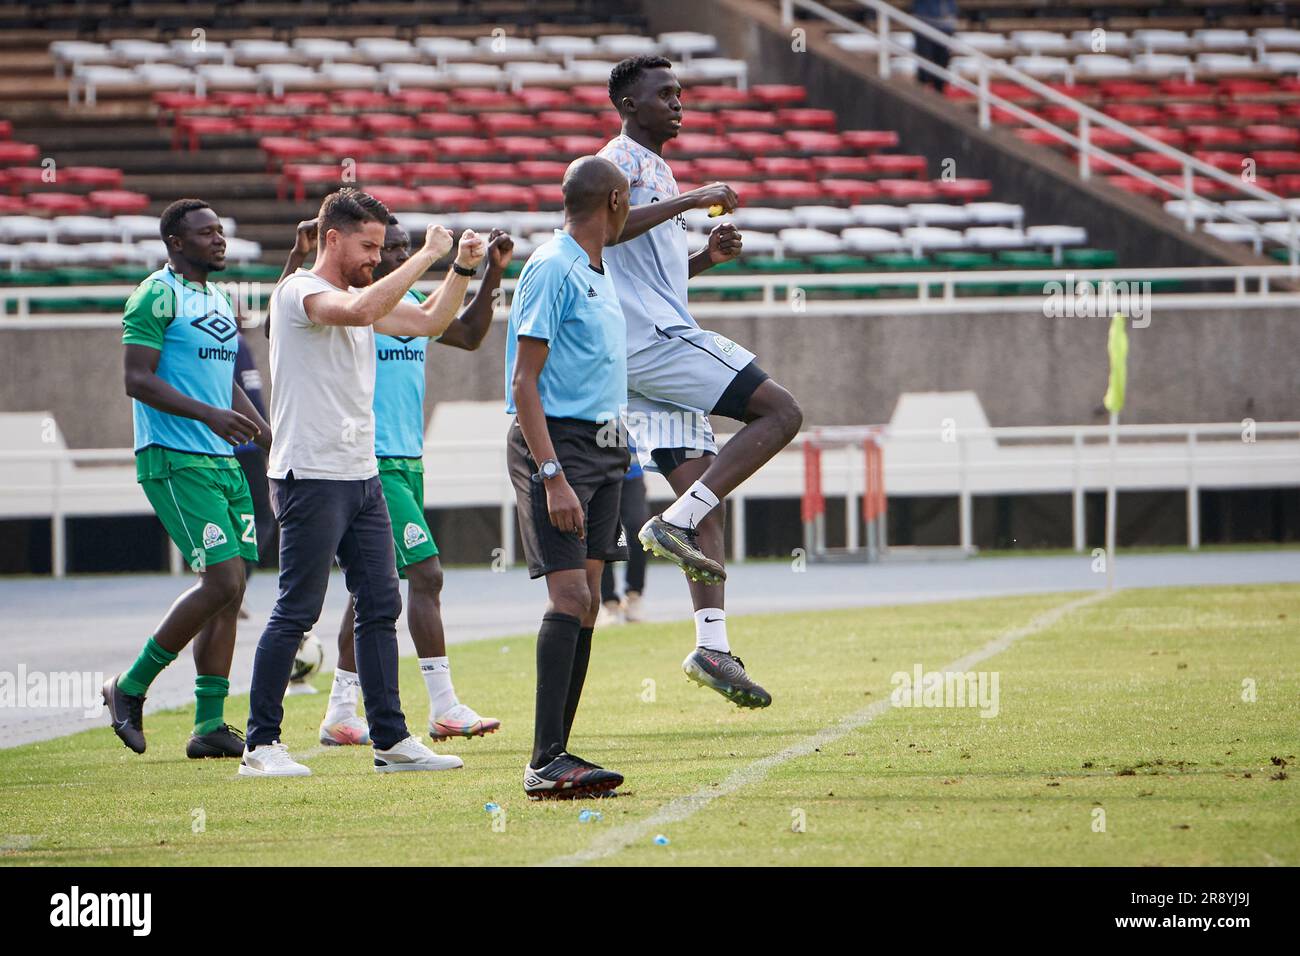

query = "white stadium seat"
[
  {"left": 851, "top": 205, "right": 912, "bottom": 228},
  {"left": 231, "top": 39, "right": 303, "bottom": 64},
  {"left": 414, "top": 37, "right": 476, "bottom": 67},
  {"left": 1195, "top": 53, "right": 1259, "bottom": 73},
  {"left": 791, "top": 206, "right": 856, "bottom": 230},
  {"left": 1194, "top": 29, "right": 1252, "bottom": 51},
  {"left": 830, "top": 32, "right": 914, "bottom": 53},
  {"left": 1070, "top": 30, "right": 1132, "bottom": 53},
  {"left": 908, "top": 204, "right": 971, "bottom": 226},
  {"left": 537, "top": 36, "right": 597, "bottom": 57},
  {"left": 658, "top": 32, "right": 718, "bottom": 62},
  {"left": 1074, "top": 54, "right": 1134, "bottom": 77},
  {"left": 0, "top": 217, "right": 55, "bottom": 243},
  {"left": 596, "top": 35, "right": 662, "bottom": 57},
  {"left": 256, "top": 63, "right": 317, "bottom": 97},
  {"left": 292, "top": 38, "right": 356, "bottom": 65},
  {"left": 965, "top": 202, "right": 1024, "bottom": 226},
  {"left": 381, "top": 63, "right": 442, "bottom": 90},
  {"left": 167, "top": 38, "right": 232, "bottom": 65},
  {"left": 109, "top": 39, "right": 172, "bottom": 64},
  {"left": 903, "top": 227, "right": 967, "bottom": 254},
  {"left": 964, "top": 226, "right": 1029, "bottom": 248},
  {"left": 733, "top": 207, "right": 793, "bottom": 231},
  {"left": 353, "top": 38, "right": 421, "bottom": 63},
  {"left": 1133, "top": 30, "right": 1194, "bottom": 53},
  {"left": 841, "top": 228, "right": 906, "bottom": 253},
  {"left": 1011, "top": 31, "right": 1075, "bottom": 55},
  {"left": 955, "top": 32, "right": 1013, "bottom": 55},
  {"left": 1132, "top": 53, "right": 1193, "bottom": 76},
  {"left": 778, "top": 228, "right": 843, "bottom": 256},
  {"left": 1011, "top": 55, "right": 1072, "bottom": 79},
  {"left": 318, "top": 63, "right": 381, "bottom": 88},
  {"left": 53, "top": 216, "right": 119, "bottom": 242}
]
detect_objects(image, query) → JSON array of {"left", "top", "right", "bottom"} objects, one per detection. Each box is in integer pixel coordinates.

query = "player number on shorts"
[{"left": 240, "top": 514, "right": 256, "bottom": 544}]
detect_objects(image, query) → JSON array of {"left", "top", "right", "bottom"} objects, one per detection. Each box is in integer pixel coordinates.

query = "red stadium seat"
[
  {"left": 716, "top": 109, "right": 782, "bottom": 130},
  {"left": 875, "top": 179, "right": 936, "bottom": 201},
  {"left": 353, "top": 162, "right": 406, "bottom": 184},
  {"left": 551, "top": 135, "right": 612, "bottom": 156},
  {"left": 452, "top": 88, "right": 518, "bottom": 110},
  {"left": 840, "top": 130, "right": 899, "bottom": 152},
  {"left": 515, "top": 160, "right": 569, "bottom": 182},
  {"left": 754, "top": 156, "right": 815, "bottom": 180},
  {"left": 459, "top": 162, "right": 520, "bottom": 183},
  {"left": 1038, "top": 105, "right": 1081, "bottom": 127},
  {"left": 1194, "top": 151, "right": 1249, "bottom": 172},
  {"left": 317, "top": 136, "right": 379, "bottom": 160},
  {"left": 1246, "top": 125, "right": 1300, "bottom": 147},
  {"left": 813, "top": 155, "right": 875, "bottom": 177},
  {"left": 537, "top": 110, "right": 607, "bottom": 134},
  {"left": 360, "top": 114, "right": 418, "bottom": 135},
  {"left": 0, "top": 195, "right": 25, "bottom": 213},
  {"left": 417, "top": 113, "right": 479, "bottom": 135},
  {"left": 3, "top": 167, "right": 54, "bottom": 194},
  {"left": 1274, "top": 174, "right": 1300, "bottom": 195},
  {"left": 569, "top": 85, "right": 612, "bottom": 108},
  {"left": 212, "top": 92, "right": 269, "bottom": 110},
  {"left": 1218, "top": 79, "right": 1272, "bottom": 98},
  {"left": 278, "top": 164, "right": 341, "bottom": 201},
  {"left": 365, "top": 186, "right": 423, "bottom": 210},
  {"left": 393, "top": 89, "right": 451, "bottom": 110},
  {"left": 784, "top": 130, "right": 844, "bottom": 154},
  {"left": 476, "top": 184, "right": 537, "bottom": 209},
  {"left": 332, "top": 91, "right": 393, "bottom": 112},
  {"left": 1104, "top": 104, "right": 1162, "bottom": 124},
  {"left": 373, "top": 137, "right": 436, "bottom": 159},
  {"left": 1015, "top": 128, "right": 1060, "bottom": 148},
  {"left": 750, "top": 84, "right": 806, "bottom": 107},
  {"left": 494, "top": 136, "right": 557, "bottom": 158},
  {"left": 1163, "top": 102, "right": 1220, "bottom": 123},
  {"left": 28, "top": 192, "right": 90, "bottom": 214},
  {"left": 63, "top": 166, "right": 124, "bottom": 188},
  {"left": 1133, "top": 125, "right": 1187, "bottom": 148},
  {"left": 243, "top": 114, "right": 299, "bottom": 134},
  {"left": 517, "top": 88, "right": 571, "bottom": 110},
  {"left": 1184, "top": 126, "right": 1244, "bottom": 148},
  {"left": 867, "top": 154, "right": 928, "bottom": 178},
  {"left": 1088, "top": 129, "right": 1132, "bottom": 149},
  {"left": 777, "top": 108, "right": 838, "bottom": 131},
  {"left": 1106, "top": 175, "right": 1166, "bottom": 197},
  {"left": 88, "top": 190, "right": 150, "bottom": 214},
  {"left": 531, "top": 183, "right": 565, "bottom": 207},
  {"left": 479, "top": 113, "right": 541, "bottom": 135},
  {"left": 1223, "top": 102, "right": 1281, "bottom": 123},
  {"left": 431, "top": 137, "right": 494, "bottom": 159},
  {"left": 822, "top": 179, "right": 882, "bottom": 203},
  {"left": 418, "top": 185, "right": 475, "bottom": 210},
  {"left": 303, "top": 114, "right": 357, "bottom": 134},
  {"left": 173, "top": 115, "right": 239, "bottom": 152},
  {"left": 402, "top": 162, "right": 463, "bottom": 185},
  {"left": 933, "top": 179, "right": 992, "bottom": 200},
  {"left": 1132, "top": 151, "right": 1182, "bottom": 173},
  {"left": 989, "top": 82, "right": 1037, "bottom": 103},
  {"left": 693, "top": 157, "right": 755, "bottom": 180},
  {"left": 688, "top": 85, "right": 751, "bottom": 108},
  {"left": 723, "top": 131, "right": 784, "bottom": 155},
  {"left": 1157, "top": 80, "right": 1215, "bottom": 99},
  {"left": 278, "top": 91, "right": 332, "bottom": 112},
  {"left": 1255, "top": 151, "right": 1300, "bottom": 173},
  {"left": 261, "top": 137, "right": 320, "bottom": 171},
  {"left": 1096, "top": 81, "right": 1153, "bottom": 101}
]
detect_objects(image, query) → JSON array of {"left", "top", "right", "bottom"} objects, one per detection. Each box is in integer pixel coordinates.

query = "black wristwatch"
[
  {"left": 452, "top": 260, "right": 476, "bottom": 277},
  {"left": 531, "top": 458, "right": 562, "bottom": 483}
]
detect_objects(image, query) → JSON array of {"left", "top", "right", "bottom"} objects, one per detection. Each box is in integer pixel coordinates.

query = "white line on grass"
[{"left": 542, "top": 589, "right": 1113, "bottom": 867}]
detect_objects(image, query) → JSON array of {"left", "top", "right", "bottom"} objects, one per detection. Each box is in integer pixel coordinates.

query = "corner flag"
[{"left": 1103, "top": 312, "right": 1128, "bottom": 414}]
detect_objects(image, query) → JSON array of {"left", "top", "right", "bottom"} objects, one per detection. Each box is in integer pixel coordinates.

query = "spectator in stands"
[{"left": 912, "top": 0, "right": 959, "bottom": 93}]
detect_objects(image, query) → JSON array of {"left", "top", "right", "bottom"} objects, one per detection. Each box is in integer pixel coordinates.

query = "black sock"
[
  {"left": 532, "top": 612, "right": 581, "bottom": 768},
  {"left": 562, "top": 626, "right": 594, "bottom": 751}
]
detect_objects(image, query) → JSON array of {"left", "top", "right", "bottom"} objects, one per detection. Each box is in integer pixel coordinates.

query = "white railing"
[
  {"left": 3, "top": 264, "right": 1300, "bottom": 328},
  {"left": 5, "top": 421, "right": 1297, "bottom": 576},
  {"left": 780, "top": 0, "right": 1300, "bottom": 265}
]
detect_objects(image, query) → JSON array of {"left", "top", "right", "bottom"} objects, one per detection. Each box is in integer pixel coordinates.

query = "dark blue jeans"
[{"left": 246, "top": 473, "right": 408, "bottom": 750}]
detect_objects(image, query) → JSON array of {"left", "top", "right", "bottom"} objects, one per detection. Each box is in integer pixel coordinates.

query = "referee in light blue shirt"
[{"left": 506, "top": 155, "right": 632, "bottom": 799}]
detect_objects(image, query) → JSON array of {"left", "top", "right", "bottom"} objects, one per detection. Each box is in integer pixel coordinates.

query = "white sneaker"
[
  {"left": 238, "top": 741, "right": 312, "bottom": 777},
  {"left": 596, "top": 599, "right": 624, "bottom": 628},
  {"left": 373, "top": 734, "right": 464, "bottom": 773},
  {"left": 320, "top": 714, "right": 371, "bottom": 746},
  {"left": 623, "top": 591, "right": 644, "bottom": 623}
]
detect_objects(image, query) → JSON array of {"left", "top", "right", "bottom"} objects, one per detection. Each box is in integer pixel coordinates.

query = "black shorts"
[{"left": 507, "top": 417, "right": 631, "bottom": 579}]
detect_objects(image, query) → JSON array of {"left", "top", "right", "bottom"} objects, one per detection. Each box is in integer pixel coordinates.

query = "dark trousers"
[
  {"left": 235, "top": 446, "right": 277, "bottom": 566},
  {"left": 600, "top": 475, "right": 649, "bottom": 603},
  {"left": 915, "top": 30, "right": 953, "bottom": 93},
  {"left": 246, "top": 473, "right": 408, "bottom": 749}
]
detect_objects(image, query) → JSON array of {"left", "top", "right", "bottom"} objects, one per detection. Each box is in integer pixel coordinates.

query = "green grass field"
[{"left": 1, "top": 584, "right": 1296, "bottom": 866}]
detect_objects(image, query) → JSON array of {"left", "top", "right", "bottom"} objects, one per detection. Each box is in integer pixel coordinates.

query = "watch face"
[{"left": 542, "top": 461, "right": 559, "bottom": 478}]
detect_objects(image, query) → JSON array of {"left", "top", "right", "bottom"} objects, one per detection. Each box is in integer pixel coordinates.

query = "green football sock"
[
  {"left": 193, "top": 675, "right": 230, "bottom": 735},
  {"left": 118, "top": 637, "right": 178, "bottom": 697}
]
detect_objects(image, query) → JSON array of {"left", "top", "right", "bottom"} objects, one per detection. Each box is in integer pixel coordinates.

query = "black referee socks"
[
  {"left": 532, "top": 612, "right": 582, "bottom": 768},
  {"left": 562, "top": 626, "right": 594, "bottom": 751}
]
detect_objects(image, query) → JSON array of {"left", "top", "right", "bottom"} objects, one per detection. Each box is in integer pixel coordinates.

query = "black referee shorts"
[{"left": 507, "top": 417, "right": 631, "bottom": 579}]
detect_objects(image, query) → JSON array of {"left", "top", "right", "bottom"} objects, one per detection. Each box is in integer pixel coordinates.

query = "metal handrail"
[{"left": 781, "top": 0, "right": 1300, "bottom": 266}]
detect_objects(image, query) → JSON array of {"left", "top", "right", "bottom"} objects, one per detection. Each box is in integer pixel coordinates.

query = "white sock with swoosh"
[
  {"left": 663, "top": 480, "right": 719, "bottom": 530},
  {"left": 695, "top": 608, "right": 729, "bottom": 653}
]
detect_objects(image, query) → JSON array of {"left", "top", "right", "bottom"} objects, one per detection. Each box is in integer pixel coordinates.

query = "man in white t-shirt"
[
  {"left": 598, "top": 57, "right": 804, "bottom": 711},
  {"left": 241, "top": 188, "right": 485, "bottom": 777}
]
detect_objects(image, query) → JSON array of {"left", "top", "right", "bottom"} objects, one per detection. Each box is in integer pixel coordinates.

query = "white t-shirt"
[
  {"left": 598, "top": 133, "right": 696, "bottom": 356},
  {"left": 266, "top": 269, "right": 378, "bottom": 481}
]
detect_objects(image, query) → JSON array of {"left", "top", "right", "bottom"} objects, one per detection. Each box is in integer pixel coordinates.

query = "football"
[{"left": 290, "top": 631, "right": 324, "bottom": 683}]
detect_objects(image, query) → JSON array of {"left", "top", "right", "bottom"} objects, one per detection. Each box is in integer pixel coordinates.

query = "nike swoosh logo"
[
  {"left": 689, "top": 491, "right": 712, "bottom": 505},
  {"left": 704, "top": 616, "right": 723, "bottom": 623}
]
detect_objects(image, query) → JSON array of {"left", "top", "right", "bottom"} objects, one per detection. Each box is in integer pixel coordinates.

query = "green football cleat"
[{"left": 638, "top": 515, "right": 726, "bottom": 586}]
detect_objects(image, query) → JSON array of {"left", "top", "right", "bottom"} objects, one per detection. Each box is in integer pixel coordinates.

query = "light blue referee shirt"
[{"left": 505, "top": 230, "right": 627, "bottom": 423}]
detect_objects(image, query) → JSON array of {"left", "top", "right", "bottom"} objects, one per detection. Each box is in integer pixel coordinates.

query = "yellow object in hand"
[{"left": 708, "top": 204, "right": 725, "bottom": 217}]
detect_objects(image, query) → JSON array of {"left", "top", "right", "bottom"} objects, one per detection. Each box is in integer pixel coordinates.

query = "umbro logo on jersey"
[
  {"left": 586, "top": 285, "right": 598, "bottom": 298},
  {"left": 191, "top": 310, "right": 237, "bottom": 344}
]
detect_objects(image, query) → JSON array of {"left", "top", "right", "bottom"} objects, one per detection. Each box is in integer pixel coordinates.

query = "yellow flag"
[{"left": 1103, "top": 312, "right": 1128, "bottom": 414}]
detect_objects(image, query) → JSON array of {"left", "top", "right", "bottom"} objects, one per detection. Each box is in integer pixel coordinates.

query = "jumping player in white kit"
[{"left": 599, "top": 56, "right": 804, "bottom": 709}]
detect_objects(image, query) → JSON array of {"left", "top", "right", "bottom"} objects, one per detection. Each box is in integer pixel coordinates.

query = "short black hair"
[
  {"left": 608, "top": 55, "right": 673, "bottom": 109},
  {"left": 387, "top": 214, "right": 400, "bottom": 226},
  {"left": 317, "top": 187, "right": 391, "bottom": 237},
  {"left": 159, "top": 198, "right": 212, "bottom": 240}
]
